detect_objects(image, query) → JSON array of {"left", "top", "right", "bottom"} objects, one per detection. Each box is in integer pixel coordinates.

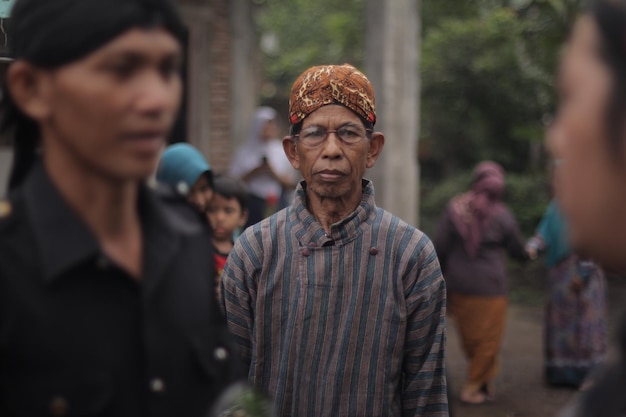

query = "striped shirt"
[{"left": 222, "top": 180, "right": 448, "bottom": 417}]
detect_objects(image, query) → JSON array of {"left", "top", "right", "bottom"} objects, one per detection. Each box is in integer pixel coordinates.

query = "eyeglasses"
[{"left": 293, "top": 125, "right": 372, "bottom": 147}]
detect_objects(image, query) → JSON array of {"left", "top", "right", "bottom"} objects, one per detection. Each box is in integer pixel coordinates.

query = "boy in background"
[{"left": 207, "top": 175, "right": 249, "bottom": 280}]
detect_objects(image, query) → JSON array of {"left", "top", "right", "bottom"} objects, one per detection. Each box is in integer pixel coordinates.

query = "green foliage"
[
  {"left": 421, "top": 8, "right": 548, "bottom": 174},
  {"left": 256, "top": 0, "right": 366, "bottom": 103},
  {"left": 505, "top": 172, "right": 551, "bottom": 235},
  {"left": 420, "top": 173, "right": 472, "bottom": 238}
]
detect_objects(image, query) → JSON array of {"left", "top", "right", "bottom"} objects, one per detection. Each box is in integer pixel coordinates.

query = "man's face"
[
  {"left": 206, "top": 194, "right": 247, "bottom": 241},
  {"left": 18, "top": 28, "right": 183, "bottom": 182},
  {"left": 550, "top": 16, "right": 626, "bottom": 267},
  {"left": 283, "top": 104, "right": 383, "bottom": 203}
]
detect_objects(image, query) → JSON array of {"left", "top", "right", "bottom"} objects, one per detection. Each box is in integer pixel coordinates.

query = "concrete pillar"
[
  {"left": 230, "top": 0, "right": 258, "bottom": 153},
  {"left": 365, "top": 0, "right": 421, "bottom": 226}
]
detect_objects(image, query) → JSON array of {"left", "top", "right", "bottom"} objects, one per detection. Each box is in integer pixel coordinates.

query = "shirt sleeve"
[
  {"left": 402, "top": 236, "right": 449, "bottom": 417},
  {"left": 221, "top": 229, "right": 259, "bottom": 369}
]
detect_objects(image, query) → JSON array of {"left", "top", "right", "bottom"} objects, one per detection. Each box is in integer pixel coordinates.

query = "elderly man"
[{"left": 222, "top": 64, "right": 448, "bottom": 417}]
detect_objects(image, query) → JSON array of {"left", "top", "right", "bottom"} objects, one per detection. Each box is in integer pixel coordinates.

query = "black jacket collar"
[{"left": 22, "top": 162, "right": 202, "bottom": 286}]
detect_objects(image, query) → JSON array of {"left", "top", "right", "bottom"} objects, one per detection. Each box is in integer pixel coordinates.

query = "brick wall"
[
  {"left": 178, "top": 0, "right": 258, "bottom": 175},
  {"left": 206, "top": 0, "right": 232, "bottom": 174},
  {"left": 178, "top": 0, "right": 234, "bottom": 175}
]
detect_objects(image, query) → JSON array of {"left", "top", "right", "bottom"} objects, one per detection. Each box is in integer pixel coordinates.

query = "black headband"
[
  {"left": 3, "top": 0, "right": 185, "bottom": 191},
  {"left": 9, "top": 0, "right": 185, "bottom": 68}
]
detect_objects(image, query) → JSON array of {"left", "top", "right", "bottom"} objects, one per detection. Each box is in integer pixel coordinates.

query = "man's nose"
[
  {"left": 135, "top": 71, "right": 181, "bottom": 116},
  {"left": 321, "top": 131, "right": 343, "bottom": 159}
]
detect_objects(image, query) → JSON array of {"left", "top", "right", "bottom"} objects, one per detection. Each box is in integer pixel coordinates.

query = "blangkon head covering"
[
  {"left": 3, "top": 0, "right": 186, "bottom": 190},
  {"left": 288, "top": 64, "right": 376, "bottom": 127}
]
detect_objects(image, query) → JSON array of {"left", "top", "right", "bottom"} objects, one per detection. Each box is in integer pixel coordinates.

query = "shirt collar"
[
  {"left": 289, "top": 179, "right": 377, "bottom": 247},
  {"left": 23, "top": 161, "right": 201, "bottom": 284},
  {"left": 24, "top": 163, "right": 101, "bottom": 283}
]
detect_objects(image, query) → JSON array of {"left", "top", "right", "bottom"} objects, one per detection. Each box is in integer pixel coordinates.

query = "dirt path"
[
  {"left": 446, "top": 304, "right": 578, "bottom": 417},
  {"left": 447, "top": 263, "right": 626, "bottom": 417}
]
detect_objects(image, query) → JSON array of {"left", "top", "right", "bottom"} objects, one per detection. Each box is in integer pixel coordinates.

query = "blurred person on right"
[
  {"left": 549, "top": 0, "right": 626, "bottom": 416},
  {"left": 434, "top": 161, "right": 529, "bottom": 405},
  {"left": 527, "top": 199, "right": 608, "bottom": 388}
]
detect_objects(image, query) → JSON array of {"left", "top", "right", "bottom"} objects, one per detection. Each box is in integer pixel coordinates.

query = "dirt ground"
[{"left": 446, "top": 275, "right": 626, "bottom": 417}]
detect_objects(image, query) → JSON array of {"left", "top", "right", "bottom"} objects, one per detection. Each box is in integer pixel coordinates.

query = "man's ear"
[
  {"left": 283, "top": 136, "right": 300, "bottom": 170},
  {"left": 6, "top": 61, "right": 53, "bottom": 122},
  {"left": 366, "top": 132, "right": 385, "bottom": 169}
]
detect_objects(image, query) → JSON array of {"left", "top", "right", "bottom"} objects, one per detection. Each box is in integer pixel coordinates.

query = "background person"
[
  {"left": 434, "top": 161, "right": 529, "bottom": 405},
  {"left": 156, "top": 142, "right": 214, "bottom": 212},
  {"left": 230, "top": 106, "right": 297, "bottom": 228},
  {"left": 0, "top": 0, "right": 242, "bottom": 415},
  {"left": 527, "top": 199, "right": 608, "bottom": 388},
  {"left": 206, "top": 174, "right": 249, "bottom": 284},
  {"left": 222, "top": 64, "right": 448, "bottom": 417}
]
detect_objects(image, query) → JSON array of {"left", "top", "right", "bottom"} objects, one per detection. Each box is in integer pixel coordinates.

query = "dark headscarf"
[
  {"left": 2, "top": 0, "right": 186, "bottom": 190},
  {"left": 449, "top": 161, "right": 506, "bottom": 258}
]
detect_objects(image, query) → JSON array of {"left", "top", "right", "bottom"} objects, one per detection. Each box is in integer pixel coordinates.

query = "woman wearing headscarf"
[
  {"left": 230, "top": 106, "right": 297, "bottom": 228},
  {"left": 434, "top": 161, "right": 529, "bottom": 405},
  {"left": 547, "top": 1, "right": 626, "bottom": 415},
  {"left": 0, "top": 0, "right": 244, "bottom": 415}
]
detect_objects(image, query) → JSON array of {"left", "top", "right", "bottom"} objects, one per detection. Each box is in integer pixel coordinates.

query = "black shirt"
[{"left": 0, "top": 163, "right": 241, "bottom": 417}]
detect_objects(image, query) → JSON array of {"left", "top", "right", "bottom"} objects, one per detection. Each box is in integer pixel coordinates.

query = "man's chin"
[{"left": 308, "top": 184, "right": 350, "bottom": 200}]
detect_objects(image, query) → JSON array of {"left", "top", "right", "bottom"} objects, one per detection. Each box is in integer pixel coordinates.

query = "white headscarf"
[{"left": 230, "top": 107, "right": 296, "bottom": 199}]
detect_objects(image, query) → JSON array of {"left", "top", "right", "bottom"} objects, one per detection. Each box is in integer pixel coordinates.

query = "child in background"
[
  {"left": 207, "top": 175, "right": 249, "bottom": 282},
  {"left": 156, "top": 143, "right": 214, "bottom": 213}
]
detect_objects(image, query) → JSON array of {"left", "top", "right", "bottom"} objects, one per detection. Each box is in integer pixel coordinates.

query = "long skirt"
[
  {"left": 545, "top": 256, "right": 608, "bottom": 387},
  {"left": 448, "top": 293, "right": 508, "bottom": 390}
]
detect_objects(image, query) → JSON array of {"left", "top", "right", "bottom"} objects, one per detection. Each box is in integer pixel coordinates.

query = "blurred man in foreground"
[{"left": 0, "top": 0, "right": 241, "bottom": 415}]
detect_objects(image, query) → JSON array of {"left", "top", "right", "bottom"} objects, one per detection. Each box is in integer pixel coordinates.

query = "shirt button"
[
  {"left": 370, "top": 247, "right": 379, "bottom": 256},
  {"left": 49, "top": 396, "right": 69, "bottom": 416},
  {"left": 150, "top": 378, "right": 166, "bottom": 393},
  {"left": 301, "top": 248, "right": 311, "bottom": 257},
  {"left": 214, "top": 346, "right": 229, "bottom": 361}
]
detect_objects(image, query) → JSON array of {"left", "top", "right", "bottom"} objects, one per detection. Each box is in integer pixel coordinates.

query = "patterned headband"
[{"left": 288, "top": 64, "right": 376, "bottom": 126}]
